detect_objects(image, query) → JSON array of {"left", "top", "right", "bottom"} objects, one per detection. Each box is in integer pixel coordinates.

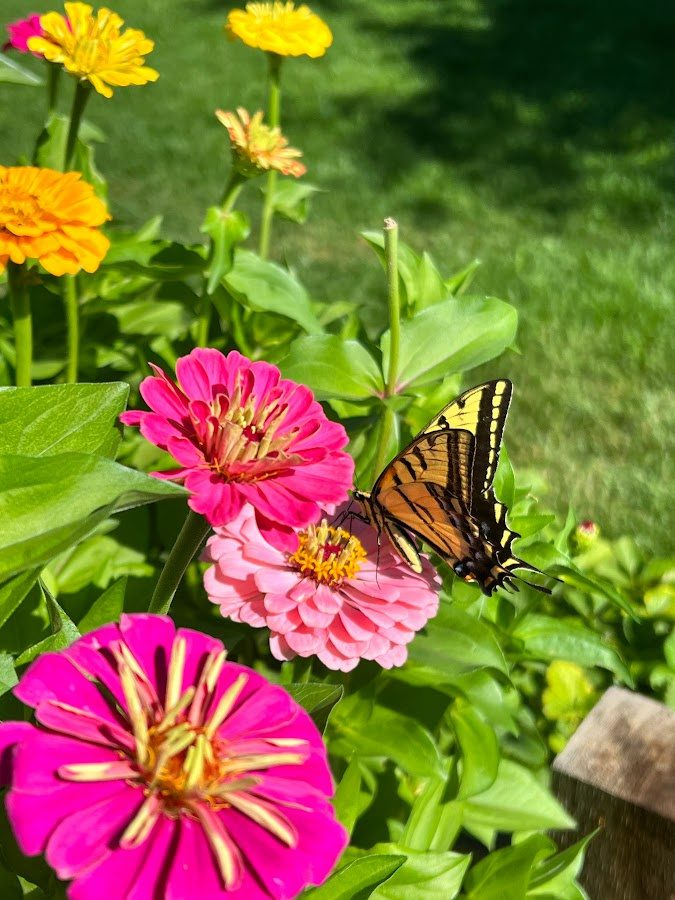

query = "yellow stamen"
[
  {"left": 59, "top": 760, "right": 136, "bottom": 782},
  {"left": 226, "top": 792, "right": 297, "bottom": 846},
  {"left": 288, "top": 520, "right": 367, "bottom": 586},
  {"left": 120, "top": 795, "right": 161, "bottom": 849},
  {"left": 193, "top": 804, "right": 241, "bottom": 890},
  {"left": 165, "top": 636, "right": 187, "bottom": 711},
  {"left": 119, "top": 662, "right": 149, "bottom": 765},
  {"left": 204, "top": 674, "right": 248, "bottom": 739}
]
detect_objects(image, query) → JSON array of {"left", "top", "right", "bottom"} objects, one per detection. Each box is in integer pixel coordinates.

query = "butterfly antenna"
[{"left": 331, "top": 497, "right": 355, "bottom": 529}]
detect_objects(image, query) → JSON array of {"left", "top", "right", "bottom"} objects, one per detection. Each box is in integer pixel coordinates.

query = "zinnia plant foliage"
[{"left": 0, "top": 3, "right": 672, "bottom": 899}]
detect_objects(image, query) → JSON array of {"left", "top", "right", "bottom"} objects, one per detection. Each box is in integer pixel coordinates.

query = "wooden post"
[{"left": 552, "top": 686, "right": 675, "bottom": 900}]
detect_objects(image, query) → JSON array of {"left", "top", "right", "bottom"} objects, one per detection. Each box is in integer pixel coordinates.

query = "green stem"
[
  {"left": 8, "top": 263, "right": 32, "bottom": 388},
  {"left": 63, "top": 276, "right": 79, "bottom": 383},
  {"left": 46, "top": 63, "right": 60, "bottom": 114},
  {"left": 149, "top": 510, "right": 211, "bottom": 615},
  {"left": 371, "top": 218, "right": 403, "bottom": 479},
  {"left": 197, "top": 171, "right": 247, "bottom": 348},
  {"left": 384, "top": 217, "right": 401, "bottom": 396},
  {"left": 258, "top": 53, "right": 282, "bottom": 259},
  {"left": 63, "top": 80, "right": 91, "bottom": 171}
]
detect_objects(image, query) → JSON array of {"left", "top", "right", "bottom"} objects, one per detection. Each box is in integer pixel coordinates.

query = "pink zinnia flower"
[
  {"left": 4, "top": 14, "right": 43, "bottom": 55},
  {"left": 0, "top": 614, "right": 347, "bottom": 899},
  {"left": 203, "top": 504, "right": 441, "bottom": 672},
  {"left": 120, "top": 348, "right": 354, "bottom": 532}
]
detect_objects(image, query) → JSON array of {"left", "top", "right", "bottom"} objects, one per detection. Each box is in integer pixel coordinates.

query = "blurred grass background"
[{"left": 1, "top": 0, "right": 673, "bottom": 552}]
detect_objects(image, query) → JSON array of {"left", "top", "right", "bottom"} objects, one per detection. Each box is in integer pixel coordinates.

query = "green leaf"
[
  {"left": 331, "top": 696, "right": 444, "bottom": 778},
  {"left": 512, "top": 613, "right": 633, "bottom": 684},
  {"left": 50, "top": 534, "right": 152, "bottom": 594},
  {"left": 16, "top": 586, "right": 80, "bottom": 665},
  {"left": 0, "top": 858, "right": 22, "bottom": 900},
  {"left": 451, "top": 701, "right": 500, "bottom": 799},
  {"left": 464, "top": 835, "right": 553, "bottom": 900},
  {"left": 396, "top": 602, "right": 509, "bottom": 687},
  {"left": 542, "top": 661, "right": 597, "bottom": 724},
  {"left": 445, "top": 259, "right": 481, "bottom": 296},
  {"left": 528, "top": 831, "right": 597, "bottom": 895},
  {"left": 464, "top": 760, "right": 575, "bottom": 834},
  {"left": 550, "top": 565, "right": 636, "bottom": 617},
  {"left": 268, "top": 179, "right": 322, "bottom": 224},
  {"left": 0, "top": 453, "right": 186, "bottom": 583},
  {"left": 201, "top": 207, "right": 250, "bottom": 294},
  {"left": 0, "top": 650, "right": 18, "bottom": 696},
  {"left": 107, "top": 300, "right": 192, "bottom": 339},
  {"left": 280, "top": 335, "right": 383, "bottom": 400},
  {"left": 0, "top": 52, "right": 44, "bottom": 86},
  {"left": 78, "top": 576, "right": 127, "bottom": 633},
  {"left": 362, "top": 231, "right": 423, "bottom": 314},
  {"left": 0, "top": 568, "right": 41, "bottom": 632},
  {"left": 0, "top": 383, "right": 128, "bottom": 458},
  {"left": 381, "top": 295, "right": 517, "bottom": 390},
  {"left": 492, "top": 444, "right": 515, "bottom": 510},
  {"left": 285, "top": 682, "right": 343, "bottom": 731},
  {"left": 224, "top": 250, "right": 322, "bottom": 334},
  {"left": 333, "top": 756, "right": 370, "bottom": 835},
  {"left": 371, "top": 847, "right": 470, "bottom": 899},
  {"left": 307, "top": 855, "right": 405, "bottom": 899}
]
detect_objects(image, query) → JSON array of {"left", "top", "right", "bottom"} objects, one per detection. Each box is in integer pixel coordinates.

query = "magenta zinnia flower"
[
  {"left": 0, "top": 614, "right": 347, "bottom": 899},
  {"left": 120, "top": 348, "right": 354, "bottom": 532},
  {"left": 203, "top": 504, "right": 441, "bottom": 672},
  {"left": 4, "top": 14, "right": 43, "bottom": 54}
]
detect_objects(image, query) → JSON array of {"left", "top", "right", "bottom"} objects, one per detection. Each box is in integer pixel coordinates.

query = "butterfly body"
[{"left": 354, "top": 380, "right": 551, "bottom": 595}]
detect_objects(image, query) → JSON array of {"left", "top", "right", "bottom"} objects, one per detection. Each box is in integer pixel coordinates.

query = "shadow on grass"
[{"left": 321, "top": 0, "right": 675, "bottom": 222}]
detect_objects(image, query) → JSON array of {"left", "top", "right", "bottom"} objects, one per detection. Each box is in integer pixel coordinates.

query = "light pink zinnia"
[
  {"left": 0, "top": 614, "right": 347, "bottom": 899},
  {"left": 203, "top": 504, "right": 441, "bottom": 672},
  {"left": 4, "top": 14, "right": 43, "bottom": 54},
  {"left": 120, "top": 348, "right": 353, "bottom": 532}
]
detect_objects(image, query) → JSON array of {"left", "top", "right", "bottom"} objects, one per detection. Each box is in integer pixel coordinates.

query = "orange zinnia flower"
[
  {"left": 0, "top": 166, "right": 110, "bottom": 276},
  {"left": 216, "top": 108, "right": 306, "bottom": 177},
  {"left": 28, "top": 2, "right": 158, "bottom": 99},
  {"left": 226, "top": 2, "right": 332, "bottom": 58}
]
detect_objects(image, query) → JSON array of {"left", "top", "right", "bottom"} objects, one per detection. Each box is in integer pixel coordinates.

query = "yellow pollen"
[{"left": 288, "top": 519, "right": 367, "bottom": 586}]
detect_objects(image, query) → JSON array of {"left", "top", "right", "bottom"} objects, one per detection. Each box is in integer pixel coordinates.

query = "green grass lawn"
[{"left": 1, "top": 0, "right": 673, "bottom": 552}]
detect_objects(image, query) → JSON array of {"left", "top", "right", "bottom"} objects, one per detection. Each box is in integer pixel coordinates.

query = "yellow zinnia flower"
[
  {"left": 0, "top": 166, "right": 110, "bottom": 276},
  {"left": 28, "top": 2, "right": 159, "bottom": 98},
  {"left": 216, "top": 108, "right": 307, "bottom": 178},
  {"left": 226, "top": 2, "right": 332, "bottom": 58}
]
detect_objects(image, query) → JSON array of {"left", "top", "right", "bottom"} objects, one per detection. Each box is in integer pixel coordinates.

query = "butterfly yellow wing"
[{"left": 419, "top": 379, "right": 512, "bottom": 501}]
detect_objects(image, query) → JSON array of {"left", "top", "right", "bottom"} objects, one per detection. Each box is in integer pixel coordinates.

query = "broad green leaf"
[
  {"left": 16, "top": 586, "right": 80, "bottom": 665},
  {"left": 512, "top": 614, "right": 632, "bottom": 684},
  {"left": 451, "top": 701, "right": 500, "bottom": 799},
  {"left": 0, "top": 650, "right": 18, "bottom": 696},
  {"left": 464, "top": 835, "right": 553, "bottom": 900},
  {"left": 442, "top": 669, "right": 517, "bottom": 733},
  {"left": 381, "top": 295, "right": 517, "bottom": 390},
  {"left": 78, "top": 576, "right": 127, "bottom": 633},
  {"left": 0, "top": 383, "right": 128, "bottom": 459},
  {"left": 224, "top": 250, "right": 322, "bottom": 334},
  {"left": 285, "top": 682, "right": 343, "bottom": 731},
  {"left": 550, "top": 565, "right": 636, "bottom": 617},
  {"left": 307, "top": 855, "right": 405, "bottom": 899},
  {"left": 541, "top": 661, "right": 597, "bottom": 724},
  {"left": 397, "top": 602, "right": 509, "bottom": 686},
  {"left": 50, "top": 534, "right": 152, "bottom": 594},
  {"left": 201, "top": 207, "right": 250, "bottom": 294},
  {"left": 280, "top": 335, "right": 383, "bottom": 400},
  {"left": 268, "top": 179, "right": 322, "bottom": 224},
  {"left": 371, "top": 847, "right": 470, "bottom": 899},
  {"left": 464, "top": 760, "right": 575, "bottom": 834},
  {"left": 331, "top": 696, "right": 444, "bottom": 778},
  {"left": 528, "top": 831, "right": 597, "bottom": 896},
  {"left": 0, "top": 52, "right": 44, "bottom": 86},
  {"left": 492, "top": 444, "right": 515, "bottom": 510},
  {"left": 0, "top": 568, "right": 41, "bottom": 631},
  {"left": 333, "top": 756, "right": 370, "bottom": 835},
  {"left": 0, "top": 453, "right": 187, "bottom": 583},
  {"left": 445, "top": 259, "right": 481, "bottom": 296},
  {"left": 107, "top": 300, "right": 192, "bottom": 339}
]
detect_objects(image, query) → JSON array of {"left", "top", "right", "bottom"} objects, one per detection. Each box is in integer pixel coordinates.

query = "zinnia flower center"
[
  {"left": 195, "top": 377, "right": 298, "bottom": 479},
  {"left": 288, "top": 519, "right": 367, "bottom": 586},
  {"left": 70, "top": 35, "right": 111, "bottom": 73}
]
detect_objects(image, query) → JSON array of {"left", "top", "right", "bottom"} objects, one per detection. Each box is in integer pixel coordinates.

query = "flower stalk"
[
  {"left": 7, "top": 262, "right": 32, "bottom": 387},
  {"left": 63, "top": 80, "right": 91, "bottom": 172},
  {"left": 372, "top": 217, "right": 402, "bottom": 478},
  {"left": 258, "top": 53, "right": 282, "bottom": 259},
  {"left": 64, "top": 276, "right": 79, "bottom": 383},
  {"left": 197, "top": 171, "right": 246, "bottom": 348},
  {"left": 149, "top": 510, "right": 212, "bottom": 615},
  {"left": 46, "top": 63, "right": 60, "bottom": 113}
]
